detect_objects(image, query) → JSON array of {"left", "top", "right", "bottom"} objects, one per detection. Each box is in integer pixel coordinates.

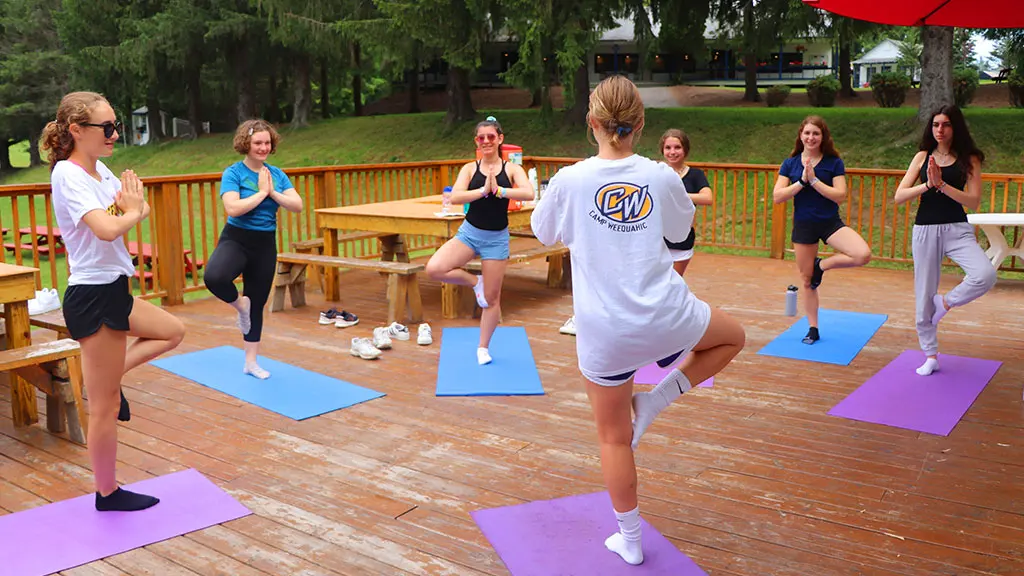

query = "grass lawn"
[{"left": 2, "top": 107, "right": 1023, "bottom": 188}]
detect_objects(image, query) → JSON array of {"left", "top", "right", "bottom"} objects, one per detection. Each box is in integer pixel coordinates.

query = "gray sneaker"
[{"left": 350, "top": 337, "right": 382, "bottom": 360}]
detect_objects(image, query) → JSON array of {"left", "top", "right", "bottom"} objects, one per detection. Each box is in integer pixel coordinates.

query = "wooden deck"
[{"left": 2, "top": 252, "right": 1023, "bottom": 576}]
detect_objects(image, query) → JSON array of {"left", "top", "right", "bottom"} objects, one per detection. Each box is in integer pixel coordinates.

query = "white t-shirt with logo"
[
  {"left": 51, "top": 160, "right": 136, "bottom": 285},
  {"left": 531, "top": 154, "right": 712, "bottom": 381}
]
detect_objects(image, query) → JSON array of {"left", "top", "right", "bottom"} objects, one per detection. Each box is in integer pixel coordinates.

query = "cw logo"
[{"left": 594, "top": 182, "right": 653, "bottom": 224}]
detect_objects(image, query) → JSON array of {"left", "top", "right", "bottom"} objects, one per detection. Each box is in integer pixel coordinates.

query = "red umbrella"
[{"left": 802, "top": 0, "right": 1024, "bottom": 28}]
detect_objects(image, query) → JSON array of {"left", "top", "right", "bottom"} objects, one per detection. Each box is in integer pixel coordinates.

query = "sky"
[{"left": 975, "top": 35, "right": 997, "bottom": 67}]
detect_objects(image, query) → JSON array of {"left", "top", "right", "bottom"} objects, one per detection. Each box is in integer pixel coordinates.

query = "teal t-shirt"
[{"left": 219, "top": 161, "right": 293, "bottom": 231}]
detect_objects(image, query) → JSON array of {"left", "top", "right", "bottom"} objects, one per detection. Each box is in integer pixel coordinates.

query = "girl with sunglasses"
[
  {"left": 203, "top": 119, "right": 303, "bottom": 379},
  {"left": 425, "top": 116, "right": 534, "bottom": 365},
  {"left": 42, "top": 91, "right": 185, "bottom": 511},
  {"left": 531, "top": 76, "right": 745, "bottom": 566}
]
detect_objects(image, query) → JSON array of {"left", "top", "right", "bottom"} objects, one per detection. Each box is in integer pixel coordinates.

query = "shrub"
[
  {"left": 807, "top": 75, "right": 841, "bottom": 107},
  {"left": 953, "top": 67, "right": 980, "bottom": 108},
  {"left": 1008, "top": 70, "right": 1024, "bottom": 108},
  {"left": 870, "top": 71, "right": 912, "bottom": 108},
  {"left": 765, "top": 85, "right": 791, "bottom": 108}
]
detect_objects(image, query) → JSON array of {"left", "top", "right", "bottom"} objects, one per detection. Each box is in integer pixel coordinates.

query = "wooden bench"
[
  {"left": 455, "top": 242, "right": 571, "bottom": 318},
  {"left": 273, "top": 252, "right": 424, "bottom": 323},
  {"left": 292, "top": 232, "right": 390, "bottom": 293},
  {"left": 994, "top": 68, "right": 1012, "bottom": 84},
  {"left": 29, "top": 308, "right": 71, "bottom": 338},
  {"left": 0, "top": 339, "right": 87, "bottom": 444}
]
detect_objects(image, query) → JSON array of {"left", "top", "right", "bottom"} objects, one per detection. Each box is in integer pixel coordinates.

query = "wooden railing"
[{"left": 1, "top": 157, "right": 1021, "bottom": 306}]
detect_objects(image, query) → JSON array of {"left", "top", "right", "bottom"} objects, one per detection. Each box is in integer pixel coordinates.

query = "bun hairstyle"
[
  {"left": 41, "top": 91, "right": 110, "bottom": 171},
  {"left": 475, "top": 115, "right": 504, "bottom": 155},
  {"left": 233, "top": 119, "right": 280, "bottom": 155},
  {"left": 588, "top": 75, "right": 645, "bottom": 148}
]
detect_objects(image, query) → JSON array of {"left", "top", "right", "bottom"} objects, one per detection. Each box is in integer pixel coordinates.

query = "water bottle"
[
  {"left": 785, "top": 285, "right": 798, "bottom": 316},
  {"left": 442, "top": 186, "right": 452, "bottom": 214}
]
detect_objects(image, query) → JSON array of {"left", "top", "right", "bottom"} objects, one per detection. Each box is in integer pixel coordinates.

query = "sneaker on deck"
[
  {"left": 372, "top": 327, "right": 393, "bottom": 350},
  {"left": 350, "top": 337, "right": 382, "bottom": 360},
  {"left": 385, "top": 322, "right": 410, "bottom": 341},
  {"left": 417, "top": 323, "right": 433, "bottom": 345},
  {"left": 318, "top": 307, "right": 342, "bottom": 325},
  {"left": 334, "top": 310, "right": 359, "bottom": 328},
  {"left": 559, "top": 316, "right": 576, "bottom": 336}
]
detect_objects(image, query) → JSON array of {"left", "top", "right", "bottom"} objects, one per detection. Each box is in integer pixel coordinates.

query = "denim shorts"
[{"left": 455, "top": 220, "right": 510, "bottom": 260}]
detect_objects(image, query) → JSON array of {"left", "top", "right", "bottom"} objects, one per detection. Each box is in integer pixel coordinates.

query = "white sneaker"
[
  {"left": 473, "top": 276, "right": 489, "bottom": 308},
  {"left": 350, "top": 337, "right": 382, "bottom": 360},
  {"left": 372, "top": 327, "right": 393, "bottom": 350},
  {"left": 385, "top": 322, "right": 410, "bottom": 341},
  {"left": 27, "top": 289, "right": 61, "bottom": 316},
  {"left": 417, "top": 323, "right": 433, "bottom": 345},
  {"left": 477, "top": 347, "right": 493, "bottom": 365},
  {"left": 559, "top": 316, "right": 576, "bottom": 336}
]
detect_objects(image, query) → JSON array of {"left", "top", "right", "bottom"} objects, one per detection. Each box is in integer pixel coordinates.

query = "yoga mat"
[
  {"left": 0, "top": 469, "right": 250, "bottom": 576},
  {"left": 634, "top": 359, "right": 714, "bottom": 388},
  {"left": 151, "top": 345, "right": 384, "bottom": 419},
  {"left": 757, "top": 309, "right": 888, "bottom": 366},
  {"left": 436, "top": 327, "right": 544, "bottom": 396},
  {"left": 828, "top": 350, "right": 1002, "bottom": 436},
  {"left": 472, "top": 491, "right": 707, "bottom": 575}
]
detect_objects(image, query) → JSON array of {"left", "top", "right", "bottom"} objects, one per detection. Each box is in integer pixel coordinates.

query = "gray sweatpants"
[{"left": 913, "top": 222, "right": 997, "bottom": 356}]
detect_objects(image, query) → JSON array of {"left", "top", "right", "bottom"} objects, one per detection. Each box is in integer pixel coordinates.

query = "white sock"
[
  {"left": 916, "top": 357, "right": 939, "bottom": 376},
  {"left": 477, "top": 347, "right": 492, "bottom": 365},
  {"left": 244, "top": 362, "right": 270, "bottom": 380},
  {"left": 236, "top": 296, "right": 251, "bottom": 335},
  {"left": 631, "top": 369, "right": 691, "bottom": 450},
  {"left": 605, "top": 506, "right": 643, "bottom": 565},
  {"left": 473, "top": 276, "right": 489, "bottom": 308},
  {"left": 931, "top": 294, "right": 949, "bottom": 326}
]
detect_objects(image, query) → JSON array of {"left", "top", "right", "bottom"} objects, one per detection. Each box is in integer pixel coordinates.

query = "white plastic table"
[{"left": 967, "top": 213, "right": 1024, "bottom": 269}]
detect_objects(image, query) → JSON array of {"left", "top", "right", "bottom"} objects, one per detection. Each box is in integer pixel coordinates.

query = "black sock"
[
  {"left": 95, "top": 487, "right": 160, "bottom": 512},
  {"left": 802, "top": 326, "right": 820, "bottom": 345},
  {"left": 810, "top": 257, "right": 824, "bottom": 290},
  {"left": 118, "top": 389, "right": 131, "bottom": 422}
]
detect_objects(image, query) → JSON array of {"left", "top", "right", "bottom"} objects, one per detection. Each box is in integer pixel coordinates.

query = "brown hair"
[
  {"left": 588, "top": 75, "right": 645, "bottom": 148},
  {"left": 660, "top": 128, "right": 690, "bottom": 156},
  {"left": 233, "top": 119, "right": 280, "bottom": 155},
  {"left": 41, "top": 92, "right": 111, "bottom": 171},
  {"left": 790, "top": 115, "right": 840, "bottom": 158}
]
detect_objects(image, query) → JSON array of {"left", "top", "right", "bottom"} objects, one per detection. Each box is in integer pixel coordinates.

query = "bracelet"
[
  {"left": 798, "top": 179, "right": 808, "bottom": 188},
  {"left": 810, "top": 177, "right": 820, "bottom": 186},
  {"left": 496, "top": 186, "right": 505, "bottom": 198}
]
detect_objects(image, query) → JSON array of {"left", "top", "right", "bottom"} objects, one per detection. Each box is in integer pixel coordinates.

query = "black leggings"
[{"left": 203, "top": 224, "right": 277, "bottom": 343}]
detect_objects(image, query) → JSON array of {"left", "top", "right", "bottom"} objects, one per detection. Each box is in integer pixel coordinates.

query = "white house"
[{"left": 853, "top": 39, "right": 919, "bottom": 87}]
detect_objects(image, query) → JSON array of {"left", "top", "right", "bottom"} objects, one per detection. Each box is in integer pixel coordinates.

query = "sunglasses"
[
  {"left": 80, "top": 121, "right": 122, "bottom": 139},
  {"left": 475, "top": 134, "right": 498, "bottom": 143}
]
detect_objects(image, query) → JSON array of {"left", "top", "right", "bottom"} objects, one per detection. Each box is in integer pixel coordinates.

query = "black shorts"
[
  {"left": 62, "top": 275, "right": 134, "bottom": 340},
  {"left": 792, "top": 216, "right": 845, "bottom": 245},
  {"left": 664, "top": 227, "right": 696, "bottom": 251},
  {"left": 604, "top": 349, "right": 687, "bottom": 383}
]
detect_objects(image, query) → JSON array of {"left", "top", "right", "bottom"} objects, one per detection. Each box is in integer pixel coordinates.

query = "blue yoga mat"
[
  {"left": 151, "top": 346, "right": 384, "bottom": 419},
  {"left": 756, "top": 309, "right": 888, "bottom": 366},
  {"left": 436, "top": 327, "right": 544, "bottom": 396}
]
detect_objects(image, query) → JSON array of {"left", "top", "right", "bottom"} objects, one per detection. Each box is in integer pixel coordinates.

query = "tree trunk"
[
  {"left": 407, "top": 43, "right": 421, "bottom": 113},
  {"left": 291, "top": 55, "right": 312, "bottom": 128},
  {"left": 320, "top": 59, "right": 331, "bottom": 119},
  {"left": 185, "top": 57, "right": 202, "bottom": 139},
  {"left": 235, "top": 42, "right": 255, "bottom": 124},
  {"left": 0, "top": 139, "right": 12, "bottom": 172},
  {"left": 530, "top": 88, "right": 542, "bottom": 107},
  {"left": 28, "top": 131, "right": 42, "bottom": 168},
  {"left": 919, "top": 26, "right": 954, "bottom": 121},
  {"left": 146, "top": 93, "right": 164, "bottom": 143},
  {"left": 741, "top": 2, "right": 760, "bottom": 102},
  {"left": 566, "top": 61, "right": 589, "bottom": 127},
  {"left": 351, "top": 42, "right": 363, "bottom": 117},
  {"left": 268, "top": 66, "right": 280, "bottom": 123},
  {"left": 839, "top": 25, "right": 856, "bottom": 97},
  {"left": 444, "top": 66, "right": 476, "bottom": 126}
]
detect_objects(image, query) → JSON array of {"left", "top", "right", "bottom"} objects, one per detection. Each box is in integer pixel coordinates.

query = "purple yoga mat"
[
  {"left": 472, "top": 491, "right": 708, "bottom": 575},
  {"left": 828, "top": 350, "right": 1002, "bottom": 436},
  {"left": 634, "top": 361, "right": 713, "bottom": 388},
  {"left": 0, "top": 468, "right": 251, "bottom": 576}
]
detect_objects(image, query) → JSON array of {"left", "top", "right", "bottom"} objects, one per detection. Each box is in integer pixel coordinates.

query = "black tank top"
[
  {"left": 915, "top": 153, "right": 969, "bottom": 225},
  {"left": 465, "top": 161, "right": 512, "bottom": 231}
]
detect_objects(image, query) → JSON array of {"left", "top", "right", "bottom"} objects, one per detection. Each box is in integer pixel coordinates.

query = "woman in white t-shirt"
[
  {"left": 530, "top": 76, "right": 745, "bottom": 567},
  {"left": 41, "top": 92, "right": 185, "bottom": 512}
]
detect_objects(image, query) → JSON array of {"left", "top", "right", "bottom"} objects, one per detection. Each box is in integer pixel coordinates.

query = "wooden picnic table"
[
  {"left": 0, "top": 262, "right": 40, "bottom": 426},
  {"left": 126, "top": 241, "right": 203, "bottom": 275},
  {"left": 315, "top": 195, "right": 539, "bottom": 318},
  {"left": 4, "top": 226, "right": 65, "bottom": 256}
]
